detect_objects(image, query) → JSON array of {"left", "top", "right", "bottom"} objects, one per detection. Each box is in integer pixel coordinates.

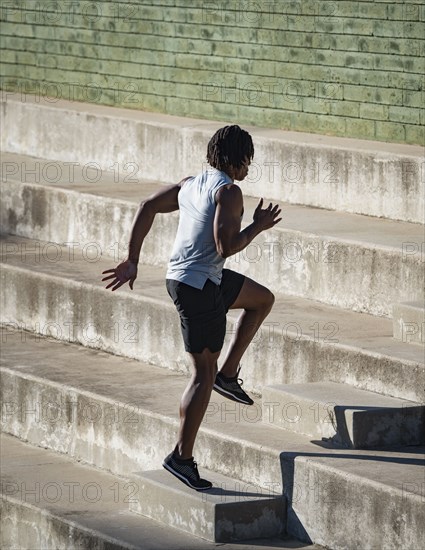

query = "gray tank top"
[{"left": 166, "top": 168, "right": 233, "bottom": 289}]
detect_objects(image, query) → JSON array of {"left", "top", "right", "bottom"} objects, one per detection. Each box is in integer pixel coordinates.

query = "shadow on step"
[
  {"left": 225, "top": 535, "right": 315, "bottom": 548},
  {"left": 280, "top": 446, "right": 425, "bottom": 473},
  {"left": 205, "top": 487, "right": 276, "bottom": 499}
]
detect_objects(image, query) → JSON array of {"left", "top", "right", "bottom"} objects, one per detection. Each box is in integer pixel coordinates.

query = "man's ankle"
[
  {"left": 174, "top": 445, "right": 192, "bottom": 461},
  {"left": 218, "top": 369, "right": 237, "bottom": 379}
]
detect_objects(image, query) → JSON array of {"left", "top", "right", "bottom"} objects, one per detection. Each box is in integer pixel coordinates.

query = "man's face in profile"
[{"left": 232, "top": 156, "right": 251, "bottom": 182}]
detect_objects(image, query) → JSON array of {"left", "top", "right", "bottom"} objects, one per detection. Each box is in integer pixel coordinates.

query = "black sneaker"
[
  {"left": 213, "top": 368, "right": 254, "bottom": 405},
  {"left": 162, "top": 450, "right": 212, "bottom": 491}
]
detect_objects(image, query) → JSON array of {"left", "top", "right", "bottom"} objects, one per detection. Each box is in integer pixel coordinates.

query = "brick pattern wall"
[{"left": 1, "top": 0, "right": 424, "bottom": 144}]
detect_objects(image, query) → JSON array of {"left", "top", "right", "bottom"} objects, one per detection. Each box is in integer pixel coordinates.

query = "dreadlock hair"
[{"left": 206, "top": 125, "right": 254, "bottom": 172}]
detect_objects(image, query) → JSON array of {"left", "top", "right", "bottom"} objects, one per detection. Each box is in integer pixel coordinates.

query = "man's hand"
[
  {"left": 253, "top": 198, "right": 282, "bottom": 231},
  {"left": 102, "top": 260, "right": 138, "bottom": 291}
]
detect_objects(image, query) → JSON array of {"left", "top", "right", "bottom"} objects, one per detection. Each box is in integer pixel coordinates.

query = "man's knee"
[
  {"left": 268, "top": 290, "right": 275, "bottom": 306},
  {"left": 262, "top": 289, "right": 275, "bottom": 310},
  {"left": 190, "top": 349, "right": 219, "bottom": 382},
  {"left": 193, "top": 367, "right": 217, "bottom": 388}
]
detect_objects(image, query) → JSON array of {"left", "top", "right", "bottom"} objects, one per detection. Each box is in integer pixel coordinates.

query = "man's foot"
[
  {"left": 213, "top": 368, "right": 254, "bottom": 405},
  {"left": 162, "top": 450, "right": 213, "bottom": 491}
]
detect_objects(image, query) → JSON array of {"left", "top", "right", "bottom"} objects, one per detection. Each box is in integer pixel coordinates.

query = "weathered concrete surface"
[
  {"left": 1, "top": 498, "right": 137, "bottom": 550},
  {"left": 1, "top": 338, "right": 423, "bottom": 550},
  {"left": 0, "top": 356, "right": 284, "bottom": 492},
  {"left": 281, "top": 452, "right": 425, "bottom": 550},
  {"left": 2, "top": 331, "right": 423, "bottom": 490},
  {"left": 2, "top": 153, "right": 424, "bottom": 316},
  {"left": 1, "top": 435, "right": 313, "bottom": 550},
  {"left": 393, "top": 301, "right": 425, "bottom": 345},
  {"left": 1, "top": 94, "right": 423, "bottom": 222},
  {"left": 2, "top": 94, "right": 423, "bottom": 550},
  {"left": 1, "top": 236, "right": 424, "bottom": 401},
  {"left": 262, "top": 382, "right": 424, "bottom": 448},
  {"left": 131, "top": 470, "right": 285, "bottom": 542}
]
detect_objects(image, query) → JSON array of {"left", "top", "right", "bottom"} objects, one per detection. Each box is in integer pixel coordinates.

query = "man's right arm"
[
  {"left": 102, "top": 177, "right": 189, "bottom": 291},
  {"left": 127, "top": 182, "right": 182, "bottom": 264}
]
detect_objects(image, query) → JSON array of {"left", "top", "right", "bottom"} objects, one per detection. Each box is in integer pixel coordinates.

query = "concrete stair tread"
[
  {"left": 3, "top": 95, "right": 423, "bottom": 157},
  {"left": 3, "top": 151, "right": 424, "bottom": 251},
  {"left": 1, "top": 329, "right": 423, "bottom": 498},
  {"left": 1, "top": 434, "right": 316, "bottom": 550},
  {"left": 1, "top": 234, "right": 423, "bottom": 369},
  {"left": 262, "top": 382, "right": 424, "bottom": 448},
  {"left": 266, "top": 381, "right": 420, "bottom": 408},
  {"left": 136, "top": 469, "right": 280, "bottom": 500}
]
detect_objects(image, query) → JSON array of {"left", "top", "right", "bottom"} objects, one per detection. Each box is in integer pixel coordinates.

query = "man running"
[{"left": 102, "top": 125, "right": 281, "bottom": 491}]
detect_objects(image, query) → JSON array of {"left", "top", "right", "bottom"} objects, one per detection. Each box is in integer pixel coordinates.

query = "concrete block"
[
  {"left": 405, "top": 124, "right": 425, "bottom": 145},
  {"left": 282, "top": 454, "right": 425, "bottom": 550},
  {"left": 0, "top": 498, "right": 138, "bottom": 550},
  {"left": 393, "top": 301, "right": 425, "bottom": 345},
  {"left": 0, "top": 338, "right": 284, "bottom": 490},
  {"left": 1, "top": 235, "right": 424, "bottom": 402},
  {"left": 0, "top": 434, "right": 293, "bottom": 550},
  {"left": 2, "top": 155, "right": 424, "bottom": 317},
  {"left": 1, "top": 94, "right": 423, "bottom": 222},
  {"left": 2, "top": 348, "right": 423, "bottom": 550},
  {"left": 1, "top": 326, "right": 423, "bottom": 478},
  {"left": 262, "top": 382, "right": 425, "bottom": 448},
  {"left": 130, "top": 470, "right": 285, "bottom": 542}
]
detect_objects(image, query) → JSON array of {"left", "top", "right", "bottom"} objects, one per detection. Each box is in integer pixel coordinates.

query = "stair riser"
[
  {"left": 2, "top": 266, "right": 423, "bottom": 401},
  {"left": 282, "top": 458, "right": 425, "bottom": 550},
  {"left": 261, "top": 387, "right": 425, "bottom": 448},
  {"left": 0, "top": 498, "right": 133, "bottom": 550},
  {"left": 226, "top": 230, "right": 423, "bottom": 318},
  {"left": 2, "top": 368, "right": 423, "bottom": 550},
  {"left": 0, "top": 181, "right": 139, "bottom": 262},
  {"left": 131, "top": 476, "right": 285, "bottom": 543},
  {"left": 393, "top": 303, "right": 425, "bottom": 346},
  {"left": 2, "top": 96, "right": 424, "bottom": 222},
  {"left": 2, "top": 181, "right": 424, "bottom": 317},
  {"left": 0, "top": 369, "right": 283, "bottom": 491}
]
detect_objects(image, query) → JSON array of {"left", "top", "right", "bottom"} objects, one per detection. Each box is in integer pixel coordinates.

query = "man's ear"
[{"left": 225, "top": 165, "right": 235, "bottom": 179}]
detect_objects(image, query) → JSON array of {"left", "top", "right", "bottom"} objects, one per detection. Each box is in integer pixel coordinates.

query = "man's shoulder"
[
  {"left": 216, "top": 183, "right": 242, "bottom": 201},
  {"left": 215, "top": 184, "right": 243, "bottom": 215},
  {"left": 179, "top": 176, "right": 194, "bottom": 186},
  {"left": 203, "top": 167, "right": 233, "bottom": 185}
]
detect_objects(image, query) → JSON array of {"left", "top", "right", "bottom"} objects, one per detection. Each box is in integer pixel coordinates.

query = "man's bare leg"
[
  {"left": 219, "top": 277, "right": 274, "bottom": 378},
  {"left": 176, "top": 347, "right": 220, "bottom": 459}
]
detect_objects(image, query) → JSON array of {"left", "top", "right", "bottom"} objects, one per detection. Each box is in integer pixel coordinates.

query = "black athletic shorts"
[{"left": 166, "top": 269, "right": 246, "bottom": 354}]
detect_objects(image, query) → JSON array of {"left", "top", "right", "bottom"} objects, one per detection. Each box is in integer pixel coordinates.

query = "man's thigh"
[
  {"left": 228, "top": 275, "right": 273, "bottom": 310},
  {"left": 220, "top": 269, "right": 246, "bottom": 311}
]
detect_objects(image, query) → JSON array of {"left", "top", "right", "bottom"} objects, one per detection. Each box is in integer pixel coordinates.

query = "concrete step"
[
  {"left": 1, "top": 235, "right": 424, "bottom": 401},
  {"left": 262, "top": 382, "right": 424, "bottom": 448},
  {"left": 1, "top": 332, "right": 423, "bottom": 550},
  {"left": 2, "top": 93, "right": 424, "bottom": 223},
  {"left": 281, "top": 448, "right": 425, "bottom": 550},
  {"left": 0, "top": 326, "right": 292, "bottom": 489},
  {"left": 393, "top": 301, "right": 425, "bottom": 345},
  {"left": 131, "top": 470, "right": 284, "bottom": 543},
  {"left": 1, "top": 435, "right": 310, "bottom": 550},
  {"left": 2, "top": 152, "right": 424, "bottom": 317}
]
